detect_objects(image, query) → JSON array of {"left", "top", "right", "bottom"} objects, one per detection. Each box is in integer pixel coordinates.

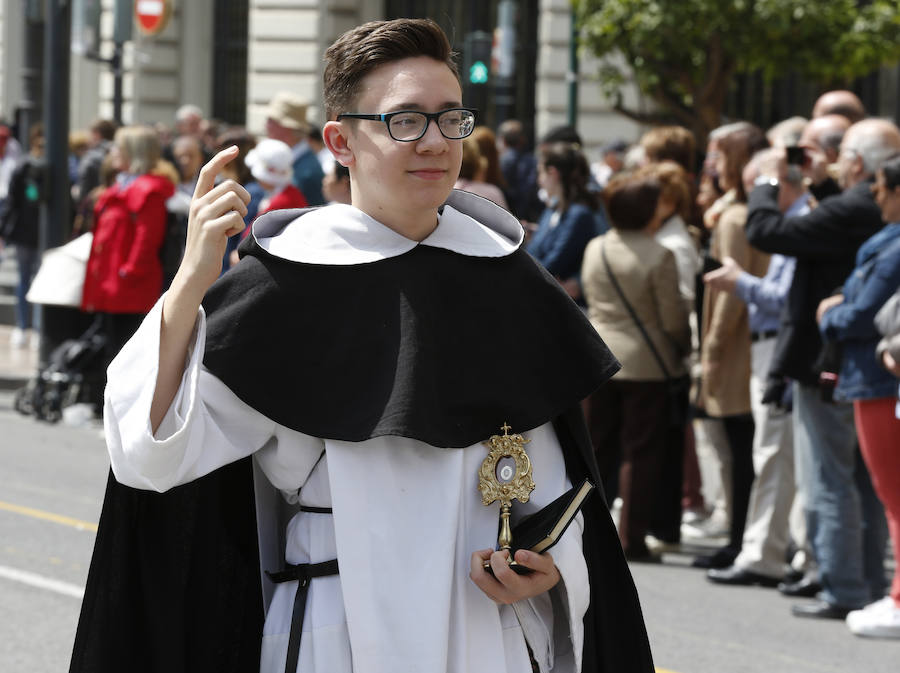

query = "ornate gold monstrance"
[{"left": 478, "top": 423, "right": 535, "bottom": 569}]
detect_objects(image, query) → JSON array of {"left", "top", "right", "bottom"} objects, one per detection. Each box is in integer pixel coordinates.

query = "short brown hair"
[
  {"left": 635, "top": 161, "right": 692, "bottom": 220},
  {"left": 640, "top": 126, "right": 696, "bottom": 173},
  {"left": 604, "top": 174, "right": 661, "bottom": 231},
  {"left": 90, "top": 119, "right": 118, "bottom": 141},
  {"left": 323, "top": 19, "right": 459, "bottom": 121}
]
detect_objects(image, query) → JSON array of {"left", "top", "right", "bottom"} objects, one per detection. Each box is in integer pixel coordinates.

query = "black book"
[{"left": 510, "top": 479, "right": 595, "bottom": 555}]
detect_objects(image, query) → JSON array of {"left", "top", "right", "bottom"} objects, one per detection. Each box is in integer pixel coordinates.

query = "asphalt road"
[{"left": 0, "top": 395, "right": 895, "bottom": 672}]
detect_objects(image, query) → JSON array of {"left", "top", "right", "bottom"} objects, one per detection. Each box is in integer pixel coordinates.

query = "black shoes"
[
  {"left": 707, "top": 565, "right": 780, "bottom": 587},
  {"left": 778, "top": 577, "right": 823, "bottom": 598},
  {"left": 791, "top": 600, "right": 853, "bottom": 620},
  {"left": 692, "top": 547, "right": 738, "bottom": 569}
]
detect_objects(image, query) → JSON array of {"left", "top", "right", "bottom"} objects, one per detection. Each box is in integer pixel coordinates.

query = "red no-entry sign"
[{"left": 134, "top": 0, "right": 172, "bottom": 36}]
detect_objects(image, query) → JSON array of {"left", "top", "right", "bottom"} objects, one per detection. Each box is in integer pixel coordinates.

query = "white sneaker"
[
  {"left": 10, "top": 327, "right": 26, "bottom": 348},
  {"left": 846, "top": 597, "right": 900, "bottom": 638}
]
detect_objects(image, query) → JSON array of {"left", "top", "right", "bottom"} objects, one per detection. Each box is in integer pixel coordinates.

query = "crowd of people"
[
  {"left": 1, "top": 51, "right": 899, "bottom": 655},
  {"left": 516, "top": 89, "right": 900, "bottom": 641}
]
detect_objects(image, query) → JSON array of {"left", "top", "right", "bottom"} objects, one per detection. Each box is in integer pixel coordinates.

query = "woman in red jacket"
[{"left": 82, "top": 125, "right": 175, "bottom": 411}]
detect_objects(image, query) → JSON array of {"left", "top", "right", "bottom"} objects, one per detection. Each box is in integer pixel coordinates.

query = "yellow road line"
[
  {"left": 0, "top": 501, "right": 98, "bottom": 532},
  {"left": 0, "top": 499, "right": 685, "bottom": 673}
]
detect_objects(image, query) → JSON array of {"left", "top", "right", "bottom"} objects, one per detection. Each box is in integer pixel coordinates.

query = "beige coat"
[
  {"left": 582, "top": 228, "right": 691, "bottom": 381},
  {"left": 699, "top": 202, "right": 770, "bottom": 417}
]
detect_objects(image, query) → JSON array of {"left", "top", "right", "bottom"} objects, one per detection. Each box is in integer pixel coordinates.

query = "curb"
[{"left": 0, "top": 374, "right": 29, "bottom": 391}]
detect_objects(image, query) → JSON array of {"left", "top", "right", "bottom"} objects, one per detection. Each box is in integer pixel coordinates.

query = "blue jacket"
[
  {"left": 526, "top": 202, "right": 601, "bottom": 281},
  {"left": 821, "top": 221, "right": 900, "bottom": 401},
  {"left": 292, "top": 148, "right": 325, "bottom": 206}
]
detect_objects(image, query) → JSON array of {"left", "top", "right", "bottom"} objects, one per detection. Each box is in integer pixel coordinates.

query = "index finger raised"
[{"left": 194, "top": 145, "right": 240, "bottom": 200}]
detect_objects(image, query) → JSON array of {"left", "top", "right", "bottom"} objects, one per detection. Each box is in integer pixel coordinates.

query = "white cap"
[{"left": 245, "top": 138, "right": 293, "bottom": 188}]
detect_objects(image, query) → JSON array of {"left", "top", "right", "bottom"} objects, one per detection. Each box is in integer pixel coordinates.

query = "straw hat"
[
  {"left": 245, "top": 138, "right": 294, "bottom": 188},
  {"left": 265, "top": 91, "right": 310, "bottom": 132}
]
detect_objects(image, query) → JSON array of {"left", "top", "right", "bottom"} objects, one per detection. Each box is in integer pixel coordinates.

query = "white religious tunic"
[{"left": 105, "top": 199, "right": 590, "bottom": 673}]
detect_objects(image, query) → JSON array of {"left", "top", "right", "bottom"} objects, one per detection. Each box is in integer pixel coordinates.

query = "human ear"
[{"left": 323, "top": 121, "right": 354, "bottom": 168}]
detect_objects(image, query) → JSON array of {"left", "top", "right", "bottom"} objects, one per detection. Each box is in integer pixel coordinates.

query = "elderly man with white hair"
[
  {"left": 745, "top": 118, "right": 900, "bottom": 621},
  {"left": 174, "top": 104, "right": 204, "bottom": 137}
]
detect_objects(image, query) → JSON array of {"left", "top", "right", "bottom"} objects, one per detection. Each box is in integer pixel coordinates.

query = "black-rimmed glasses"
[{"left": 336, "top": 108, "right": 477, "bottom": 142}]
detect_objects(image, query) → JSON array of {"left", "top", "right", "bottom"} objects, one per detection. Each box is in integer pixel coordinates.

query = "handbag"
[
  {"left": 601, "top": 242, "right": 689, "bottom": 426},
  {"left": 25, "top": 232, "right": 93, "bottom": 307}
]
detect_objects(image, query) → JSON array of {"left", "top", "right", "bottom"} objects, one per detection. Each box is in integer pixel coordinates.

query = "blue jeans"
[
  {"left": 14, "top": 245, "right": 40, "bottom": 331},
  {"left": 793, "top": 383, "right": 888, "bottom": 607}
]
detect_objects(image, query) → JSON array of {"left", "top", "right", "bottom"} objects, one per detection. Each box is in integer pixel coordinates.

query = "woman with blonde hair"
[{"left": 81, "top": 125, "right": 175, "bottom": 413}]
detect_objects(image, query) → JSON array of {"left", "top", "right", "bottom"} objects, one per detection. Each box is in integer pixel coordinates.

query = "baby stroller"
[{"left": 14, "top": 317, "right": 107, "bottom": 423}]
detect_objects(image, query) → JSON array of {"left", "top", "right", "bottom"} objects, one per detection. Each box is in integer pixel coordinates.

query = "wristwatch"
[{"left": 754, "top": 175, "right": 779, "bottom": 188}]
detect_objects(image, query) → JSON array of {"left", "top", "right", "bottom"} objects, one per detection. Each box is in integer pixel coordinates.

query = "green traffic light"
[{"left": 469, "top": 60, "right": 489, "bottom": 84}]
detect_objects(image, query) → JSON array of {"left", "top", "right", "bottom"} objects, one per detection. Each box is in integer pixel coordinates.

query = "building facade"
[
  {"left": 1, "top": 1, "right": 897, "bottom": 160},
  {"left": 0, "top": 0, "right": 646, "bottom": 160}
]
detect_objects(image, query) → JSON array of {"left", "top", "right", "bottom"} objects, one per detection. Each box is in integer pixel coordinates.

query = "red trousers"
[{"left": 854, "top": 397, "right": 900, "bottom": 606}]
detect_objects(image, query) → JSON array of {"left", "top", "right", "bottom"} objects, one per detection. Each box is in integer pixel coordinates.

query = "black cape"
[{"left": 70, "top": 201, "right": 654, "bottom": 673}]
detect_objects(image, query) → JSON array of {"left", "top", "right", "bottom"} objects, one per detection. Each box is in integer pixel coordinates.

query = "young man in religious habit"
[{"left": 69, "top": 18, "right": 653, "bottom": 673}]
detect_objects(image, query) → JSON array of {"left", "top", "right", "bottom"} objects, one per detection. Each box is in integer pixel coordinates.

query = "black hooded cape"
[{"left": 70, "top": 204, "right": 654, "bottom": 673}]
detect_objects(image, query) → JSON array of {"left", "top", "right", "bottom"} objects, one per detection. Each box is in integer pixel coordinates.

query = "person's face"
[
  {"left": 176, "top": 114, "right": 202, "bottom": 137},
  {"left": 109, "top": 143, "right": 126, "bottom": 171},
  {"left": 703, "top": 139, "right": 720, "bottom": 173},
  {"left": 605, "top": 152, "right": 624, "bottom": 172},
  {"left": 31, "top": 137, "right": 45, "bottom": 158},
  {"left": 266, "top": 118, "right": 296, "bottom": 146},
  {"left": 340, "top": 56, "right": 464, "bottom": 229},
  {"left": 536, "top": 161, "right": 560, "bottom": 198},
  {"left": 173, "top": 142, "right": 203, "bottom": 182},
  {"left": 836, "top": 145, "right": 863, "bottom": 190},
  {"left": 873, "top": 170, "right": 900, "bottom": 222}
]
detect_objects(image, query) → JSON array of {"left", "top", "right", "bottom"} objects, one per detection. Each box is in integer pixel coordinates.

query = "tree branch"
[
  {"left": 612, "top": 101, "right": 689, "bottom": 128},
  {"left": 700, "top": 33, "right": 724, "bottom": 105}
]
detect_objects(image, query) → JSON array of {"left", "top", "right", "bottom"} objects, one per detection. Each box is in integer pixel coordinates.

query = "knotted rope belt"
[{"left": 266, "top": 505, "right": 338, "bottom": 673}]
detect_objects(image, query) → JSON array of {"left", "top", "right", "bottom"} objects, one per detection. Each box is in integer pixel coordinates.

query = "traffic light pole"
[
  {"left": 41, "top": 0, "right": 70, "bottom": 252},
  {"left": 493, "top": 0, "right": 517, "bottom": 126},
  {"left": 567, "top": 9, "right": 579, "bottom": 129},
  {"left": 39, "top": 0, "right": 72, "bottom": 363},
  {"left": 20, "top": 2, "right": 44, "bottom": 149}
]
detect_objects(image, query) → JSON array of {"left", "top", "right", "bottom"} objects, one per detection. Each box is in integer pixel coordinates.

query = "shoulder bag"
[{"left": 601, "top": 242, "right": 689, "bottom": 426}]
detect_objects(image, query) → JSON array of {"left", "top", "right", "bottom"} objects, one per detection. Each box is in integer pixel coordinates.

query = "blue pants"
[
  {"left": 793, "top": 383, "right": 888, "bottom": 608},
  {"left": 14, "top": 245, "right": 40, "bottom": 331}
]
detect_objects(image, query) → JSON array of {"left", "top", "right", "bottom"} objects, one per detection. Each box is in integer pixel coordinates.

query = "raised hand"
[
  {"left": 151, "top": 147, "right": 251, "bottom": 432},
  {"left": 174, "top": 146, "right": 251, "bottom": 298}
]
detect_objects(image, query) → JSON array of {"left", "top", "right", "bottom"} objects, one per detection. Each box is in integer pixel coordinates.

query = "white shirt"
[
  {"left": 655, "top": 214, "right": 701, "bottom": 303},
  {"left": 105, "top": 193, "right": 588, "bottom": 673}
]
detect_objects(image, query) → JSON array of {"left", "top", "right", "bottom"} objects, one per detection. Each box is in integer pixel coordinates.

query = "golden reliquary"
[{"left": 478, "top": 423, "right": 535, "bottom": 570}]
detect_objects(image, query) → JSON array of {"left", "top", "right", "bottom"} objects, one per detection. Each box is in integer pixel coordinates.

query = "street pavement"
[{"left": 0, "top": 393, "right": 896, "bottom": 673}]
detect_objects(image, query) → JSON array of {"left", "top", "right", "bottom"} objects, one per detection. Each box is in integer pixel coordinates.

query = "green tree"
[{"left": 574, "top": 0, "right": 900, "bottom": 144}]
